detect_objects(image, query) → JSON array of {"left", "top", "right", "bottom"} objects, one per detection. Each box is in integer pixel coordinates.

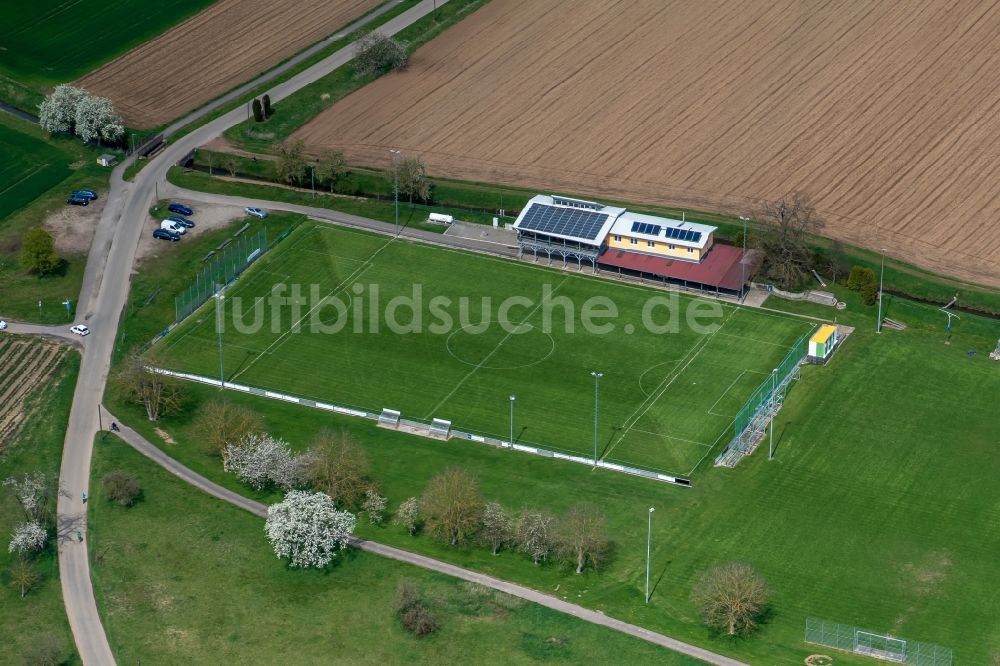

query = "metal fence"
[
  {"left": 174, "top": 228, "right": 270, "bottom": 322},
  {"left": 715, "top": 331, "right": 810, "bottom": 465},
  {"left": 805, "top": 618, "right": 952, "bottom": 666}
]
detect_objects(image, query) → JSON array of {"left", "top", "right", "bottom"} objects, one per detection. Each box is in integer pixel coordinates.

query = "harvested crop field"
[
  {"left": 78, "top": 0, "right": 381, "bottom": 129},
  {"left": 0, "top": 336, "right": 68, "bottom": 448},
  {"left": 294, "top": 0, "right": 1000, "bottom": 288}
]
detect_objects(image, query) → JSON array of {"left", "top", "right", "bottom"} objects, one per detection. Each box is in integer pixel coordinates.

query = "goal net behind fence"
[{"left": 805, "top": 618, "right": 952, "bottom": 666}]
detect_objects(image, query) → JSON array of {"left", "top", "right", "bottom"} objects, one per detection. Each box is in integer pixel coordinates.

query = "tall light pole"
[
  {"left": 215, "top": 287, "right": 225, "bottom": 389},
  {"left": 390, "top": 148, "right": 401, "bottom": 236},
  {"left": 645, "top": 507, "right": 655, "bottom": 603},
  {"left": 876, "top": 247, "right": 887, "bottom": 334},
  {"left": 590, "top": 371, "right": 603, "bottom": 466},
  {"left": 508, "top": 395, "right": 516, "bottom": 448},
  {"left": 739, "top": 215, "right": 750, "bottom": 302},
  {"left": 768, "top": 368, "right": 777, "bottom": 460}
]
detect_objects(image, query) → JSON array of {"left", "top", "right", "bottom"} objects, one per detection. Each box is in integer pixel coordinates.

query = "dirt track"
[
  {"left": 78, "top": 0, "right": 380, "bottom": 129},
  {"left": 294, "top": 0, "right": 1000, "bottom": 288}
]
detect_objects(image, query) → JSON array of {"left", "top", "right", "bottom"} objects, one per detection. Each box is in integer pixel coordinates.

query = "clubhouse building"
[{"left": 512, "top": 194, "right": 758, "bottom": 297}]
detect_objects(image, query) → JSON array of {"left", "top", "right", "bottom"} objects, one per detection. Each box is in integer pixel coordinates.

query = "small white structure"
[
  {"left": 428, "top": 212, "right": 454, "bottom": 225},
  {"left": 96, "top": 154, "right": 117, "bottom": 167}
]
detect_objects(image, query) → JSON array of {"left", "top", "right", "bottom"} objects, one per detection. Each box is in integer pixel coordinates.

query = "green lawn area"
[
  {"left": 154, "top": 223, "right": 814, "bottom": 477},
  {"left": 88, "top": 435, "right": 700, "bottom": 665},
  {"left": 0, "top": 114, "right": 118, "bottom": 323},
  {"left": 0, "top": 117, "right": 73, "bottom": 221},
  {"left": 0, "top": 0, "right": 217, "bottom": 93},
  {"left": 106, "top": 251, "right": 1000, "bottom": 664},
  {"left": 0, "top": 341, "right": 80, "bottom": 664}
]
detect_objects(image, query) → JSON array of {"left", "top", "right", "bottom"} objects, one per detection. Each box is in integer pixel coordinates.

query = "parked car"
[
  {"left": 168, "top": 202, "right": 193, "bottom": 216},
  {"left": 153, "top": 228, "right": 181, "bottom": 242},
  {"left": 160, "top": 220, "right": 186, "bottom": 235},
  {"left": 70, "top": 324, "right": 90, "bottom": 336},
  {"left": 167, "top": 215, "right": 195, "bottom": 228},
  {"left": 0, "top": 320, "right": 7, "bottom": 331},
  {"left": 67, "top": 195, "right": 89, "bottom": 206},
  {"left": 245, "top": 207, "right": 267, "bottom": 219},
  {"left": 72, "top": 189, "right": 98, "bottom": 200}
]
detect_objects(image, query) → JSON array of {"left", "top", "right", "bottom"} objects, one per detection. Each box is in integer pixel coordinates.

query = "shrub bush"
[
  {"left": 102, "top": 470, "right": 141, "bottom": 506},
  {"left": 395, "top": 579, "right": 438, "bottom": 636},
  {"left": 846, "top": 265, "right": 876, "bottom": 291}
]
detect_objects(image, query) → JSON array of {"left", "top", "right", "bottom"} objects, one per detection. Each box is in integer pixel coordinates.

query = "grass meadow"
[
  {"left": 0, "top": 344, "right": 79, "bottom": 664},
  {"left": 88, "top": 435, "right": 700, "bottom": 665},
  {"left": 155, "top": 223, "right": 814, "bottom": 476},
  {"left": 0, "top": 0, "right": 215, "bottom": 90},
  {"left": 0, "top": 117, "right": 73, "bottom": 221}
]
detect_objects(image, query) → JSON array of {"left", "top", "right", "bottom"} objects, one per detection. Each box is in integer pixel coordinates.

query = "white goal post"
[{"left": 854, "top": 630, "right": 907, "bottom": 663}]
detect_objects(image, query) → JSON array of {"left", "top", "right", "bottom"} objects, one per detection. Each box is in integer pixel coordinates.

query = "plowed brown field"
[
  {"left": 0, "top": 336, "right": 67, "bottom": 450},
  {"left": 294, "top": 0, "right": 1000, "bottom": 287},
  {"left": 78, "top": 0, "right": 380, "bottom": 128}
]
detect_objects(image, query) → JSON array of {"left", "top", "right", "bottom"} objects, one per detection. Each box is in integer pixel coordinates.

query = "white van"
[{"left": 161, "top": 219, "right": 186, "bottom": 235}]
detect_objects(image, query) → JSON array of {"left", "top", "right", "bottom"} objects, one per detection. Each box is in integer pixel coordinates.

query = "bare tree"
[
  {"left": 8, "top": 558, "right": 40, "bottom": 598},
  {"left": 193, "top": 398, "right": 265, "bottom": 457},
  {"left": 394, "top": 156, "right": 431, "bottom": 203},
  {"left": 479, "top": 501, "right": 513, "bottom": 555},
  {"left": 221, "top": 155, "right": 239, "bottom": 177},
  {"left": 304, "top": 429, "right": 372, "bottom": 509},
  {"left": 421, "top": 468, "right": 483, "bottom": 546},
  {"left": 116, "top": 352, "right": 183, "bottom": 421},
  {"left": 691, "top": 562, "right": 769, "bottom": 636},
  {"left": 21, "top": 632, "right": 67, "bottom": 665},
  {"left": 759, "top": 193, "right": 823, "bottom": 289},
  {"left": 516, "top": 510, "right": 555, "bottom": 565},
  {"left": 394, "top": 497, "right": 421, "bottom": 536},
  {"left": 315, "top": 149, "right": 347, "bottom": 192},
  {"left": 354, "top": 32, "right": 407, "bottom": 79},
  {"left": 274, "top": 139, "right": 307, "bottom": 185},
  {"left": 555, "top": 502, "right": 610, "bottom": 574}
]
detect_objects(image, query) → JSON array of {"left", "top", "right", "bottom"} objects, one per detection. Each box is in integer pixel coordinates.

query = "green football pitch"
[{"left": 157, "top": 224, "right": 815, "bottom": 477}]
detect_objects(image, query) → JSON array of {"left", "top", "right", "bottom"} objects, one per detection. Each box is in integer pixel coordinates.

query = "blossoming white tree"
[
  {"left": 8, "top": 520, "right": 47, "bottom": 555},
  {"left": 393, "top": 497, "right": 421, "bottom": 536},
  {"left": 37, "top": 84, "right": 124, "bottom": 144},
  {"left": 3, "top": 472, "right": 63, "bottom": 524},
  {"left": 362, "top": 489, "right": 387, "bottom": 525},
  {"left": 224, "top": 433, "right": 304, "bottom": 491},
  {"left": 74, "top": 95, "right": 124, "bottom": 144},
  {"left": 38, "top": 84, "right": 87, "bottom": 134},
  {"left": 264, "top": 490, "right": 355, "bottom": 568}
]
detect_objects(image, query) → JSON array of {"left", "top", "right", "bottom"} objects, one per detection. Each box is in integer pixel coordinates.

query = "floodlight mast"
[
  {"left": 591, "top": 371, "right": 603, "bottom": 466},
  {"left": 508, "top": 395, "right": 516, "bottom": 448},
  {"left": 215, "top": 286, "right": 225, "bottom": 389},
  {"left": 390, "top": 149, "right": 401, "bottom": 236},
  {"left": 645, "top": 507, "right": 655, "bottom": 603}
]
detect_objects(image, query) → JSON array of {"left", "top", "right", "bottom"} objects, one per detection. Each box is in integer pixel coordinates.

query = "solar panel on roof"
[{"left": 517, "top": 204, "right": 608, "bottom": 242}]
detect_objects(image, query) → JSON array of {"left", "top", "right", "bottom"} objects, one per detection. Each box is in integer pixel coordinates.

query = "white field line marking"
[
  {"left": 715, "top": 331, "right": 796, "bottom": 348},
  {"left": 422, "top": 276, "right": 569, "bottom": 420},
  {"left": 603, "top": 307, "right": 739, "bottom": 462},
  {"left": 627, "top": 429, "right": 714, "bottom": 449},
  {"left": 685, "top": 427, "right": 734, "bottom": 477},
  {"left": 706, "top": 370, "right": 748, "bottom": 416},
  {"left": 230, "top": 235, "right": 396, "bottom": 381}
]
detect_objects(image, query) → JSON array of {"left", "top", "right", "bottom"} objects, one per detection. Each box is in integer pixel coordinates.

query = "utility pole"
[
  {"left": 739, "top": 215, "right": 749, "bottom": 302},
  {"left": 876, "top": 248, "right": 887, "bottom": 334},
  {"left": 390, "top": 149, "right": 401, "bottom": 236}
]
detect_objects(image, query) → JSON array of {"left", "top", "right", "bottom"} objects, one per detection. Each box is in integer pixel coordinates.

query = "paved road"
[
  {"left": 56, "top": 2, "right": 455, "bottom": 664},
  {"left": 105, "top": 409, "right": 746, "bottom": 666},
  {"left": 1, "top": 321, "right": 85, "bottom": 346}
]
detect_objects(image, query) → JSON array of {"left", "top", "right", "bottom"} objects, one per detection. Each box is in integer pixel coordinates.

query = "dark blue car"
[
  {"left": 153, "top": 228, "right": 181, "bottom": 242},
  {"left": 168, "top": 202, "right": 193, "bottom": 216},
  {"left": 67, "top": 195, "right": 89, "bottom": 207},
  {"left": 72, "top": 189, "right": 98, "bottom": 200}
]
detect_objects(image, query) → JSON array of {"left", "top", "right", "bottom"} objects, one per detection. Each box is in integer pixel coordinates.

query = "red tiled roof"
[{"left": 598, "top": 245, "right": 758, "bottom": 291}]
